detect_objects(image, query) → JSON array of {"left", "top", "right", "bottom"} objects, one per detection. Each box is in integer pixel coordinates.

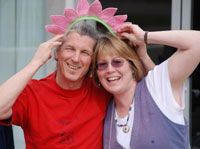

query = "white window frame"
[{"left": 171, "top": 0, "right": 192, "bottom": 137}]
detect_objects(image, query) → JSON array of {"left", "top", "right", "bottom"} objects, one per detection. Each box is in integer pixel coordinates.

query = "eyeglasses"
[{"left": 97, "top": 58, "right": 125, "bottom": 71}]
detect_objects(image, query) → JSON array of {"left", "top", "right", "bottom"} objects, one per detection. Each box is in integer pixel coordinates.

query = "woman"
[{"left": 92, "top": 24, "right": 200, "bottom": 149}]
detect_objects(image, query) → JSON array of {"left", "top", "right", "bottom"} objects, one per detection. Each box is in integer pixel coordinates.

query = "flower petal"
[
  {"left": 88, "top": 0, "right": 102, "bottom": 16},
  {"left": 77, "top": 0, "right": 89, "bottom": 16},
  {"left": 64, "top": 8, "right": 79, "bottom": 23},
  {"left": 107, "top": 15, "right": 127, "bottom": 28},
  {"left": 45, "top": 25, "right": 65, "bottom": 35},
  {"left": 100, "top": 8, "right": 117, "bottom": 22},
  {"left": 50, "top": 15, "right": 69, "bottom": 29}
]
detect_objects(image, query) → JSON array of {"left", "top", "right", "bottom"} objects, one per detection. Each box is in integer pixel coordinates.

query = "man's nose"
[{"left": 71, "top": 51, "right": 80, "bottom": 62}]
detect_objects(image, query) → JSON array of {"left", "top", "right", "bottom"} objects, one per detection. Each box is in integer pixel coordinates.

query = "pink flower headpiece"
[{"left": 45, "top": 0, "right": 129, "bottom": 36}]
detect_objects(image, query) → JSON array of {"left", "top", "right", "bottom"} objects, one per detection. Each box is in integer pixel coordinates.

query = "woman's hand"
[
  {"left": 116, "top": 24, "right": 155, "bottom": 74},
  {"left": 117, "top": 24, "right": 145, "bottom": 46},
  {"left": 117, "top": 24, "right": 148, "bottom": 60}
]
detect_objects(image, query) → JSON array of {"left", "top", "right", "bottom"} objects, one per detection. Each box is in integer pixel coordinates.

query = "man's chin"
[{"left": 65, "top": 74, "right": 82, "bottom": 82}]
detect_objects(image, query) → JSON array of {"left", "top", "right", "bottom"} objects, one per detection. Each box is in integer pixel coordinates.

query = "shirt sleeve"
[
  {"left": 145, "top": 60, "right": 185, "bottom": 125},
  {"left": 11, "top": 87, "right": 29, "bottom": 128}
]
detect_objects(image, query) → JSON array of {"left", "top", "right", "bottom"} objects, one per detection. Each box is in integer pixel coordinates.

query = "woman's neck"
[{"left": 114, "top": 81, "right": 136, "bottom": 118}]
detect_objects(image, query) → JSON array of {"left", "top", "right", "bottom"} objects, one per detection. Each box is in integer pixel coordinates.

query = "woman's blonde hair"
[{"left": 92, "top": 33, "right": 145, "bottom": 87}]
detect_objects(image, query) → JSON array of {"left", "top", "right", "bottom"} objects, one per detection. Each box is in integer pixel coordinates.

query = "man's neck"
[{"left": 55, "top": 70, "right": 84, "bottom": 90}]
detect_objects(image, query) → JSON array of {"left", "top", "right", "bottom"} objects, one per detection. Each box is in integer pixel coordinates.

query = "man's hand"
[{"left": 32, "top": 34, "right": 64, "bottom": 66}]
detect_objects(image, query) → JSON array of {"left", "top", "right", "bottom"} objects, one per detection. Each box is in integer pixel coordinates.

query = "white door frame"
[{"left": 171, "top": 0, "right": 192, "bottom": 135}]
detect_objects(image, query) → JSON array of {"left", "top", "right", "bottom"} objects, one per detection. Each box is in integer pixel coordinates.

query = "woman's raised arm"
[{"left": 118, "top": 24, "right": 200, "bottom": 106}]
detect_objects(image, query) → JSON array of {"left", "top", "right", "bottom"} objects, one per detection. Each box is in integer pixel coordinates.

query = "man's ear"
[{"left": 55, "top": 50, "right": 59, "bottom": 61}]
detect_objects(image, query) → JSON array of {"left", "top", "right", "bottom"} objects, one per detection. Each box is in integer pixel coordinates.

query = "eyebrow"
[
  {"left": 63, "top": 45, "right": 92, "bottom": 55},
  {"left": 64, "top": 44, "right": 74, "bottom": 48}
]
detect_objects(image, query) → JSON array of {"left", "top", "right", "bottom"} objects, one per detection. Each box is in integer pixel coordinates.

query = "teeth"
[
  {"left": 68, "top": 64, "right": 80, "bottom": 70},
  {"left": 107, "top": 77, "right": 120, "bottom": 81}
]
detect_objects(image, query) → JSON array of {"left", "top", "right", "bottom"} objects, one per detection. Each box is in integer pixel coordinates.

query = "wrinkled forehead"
[
  {"left": 64, "top": 31, "right": 95, "bottom": 42},
  {"left": 63, "top": 31, "right": 96, "bottom": 49}
]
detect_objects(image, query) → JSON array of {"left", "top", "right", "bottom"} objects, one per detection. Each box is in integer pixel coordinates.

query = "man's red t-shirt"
[{"left": 1, "top": 72, "right": 110, "bottom": 148}]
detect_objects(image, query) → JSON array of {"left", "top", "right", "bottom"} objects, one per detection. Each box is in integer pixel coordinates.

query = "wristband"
[{"left": 144, "top": 31, "right": 148, "bottom": 44}]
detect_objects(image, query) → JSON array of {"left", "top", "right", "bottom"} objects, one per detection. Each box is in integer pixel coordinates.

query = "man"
[{"left": 0, "top": 22, "right": 153, "bottom": 148}]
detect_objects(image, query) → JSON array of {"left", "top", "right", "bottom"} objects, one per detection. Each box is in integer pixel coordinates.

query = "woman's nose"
[{"left": 106, "top": 63, "right": 115, "bottom": 72}]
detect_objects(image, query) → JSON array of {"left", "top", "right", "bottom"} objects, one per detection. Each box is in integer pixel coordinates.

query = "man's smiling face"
[{"left": 56, "top": 31, "right": 95, "bottom": 89}]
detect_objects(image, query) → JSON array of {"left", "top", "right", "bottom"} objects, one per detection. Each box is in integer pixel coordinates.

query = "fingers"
[
  {"left": 49, "top": 34, "right": 64, "bottom": 43},
  {"left": 117, "top": 24, "right": 142, "bottom": 35},
  {"left": 38, "top": 35, "right": 64, "bottom": 56},
  {"left": 119, "top": 32, "right": 132, "bottom": 41},
  {"left": 117, "top": 24, "right": 133, "bottom": 34},
  {"left": 120, "top": 32, "right": 137, "bottom": 47},
  {"left": 52, "top": 41, "right": 62, "bottom": 46},
  {"left": 47, "top": 34, "right": 64, "bottom": 49},
  {"left": 118, "top": 23, "right": 146, "bottom": 46},
  {"left": 32, "top": 34, "right": 64, "bottom": 66}
]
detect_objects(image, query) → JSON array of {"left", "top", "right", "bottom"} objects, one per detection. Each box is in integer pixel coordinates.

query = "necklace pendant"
[{"left": 123, "top": 124, "right": 130, "bottom": 133}]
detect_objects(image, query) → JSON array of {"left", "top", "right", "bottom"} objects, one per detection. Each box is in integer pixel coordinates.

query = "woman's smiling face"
[{"left": 97, "top": 54, "right": 135, "bottom": 95}]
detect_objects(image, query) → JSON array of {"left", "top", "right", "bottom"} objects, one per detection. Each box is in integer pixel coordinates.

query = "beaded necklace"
[{"left": 114, "top": 99, "right": 134, "bottom": 133}]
